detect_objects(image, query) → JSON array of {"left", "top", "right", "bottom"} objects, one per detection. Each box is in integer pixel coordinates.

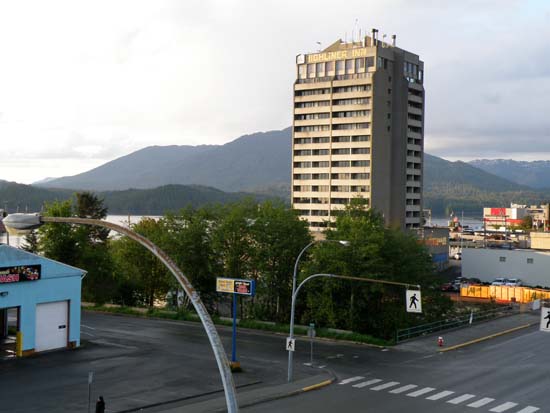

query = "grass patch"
[{"left": 84, "top": 304, "right": 392, "bottom": 347}]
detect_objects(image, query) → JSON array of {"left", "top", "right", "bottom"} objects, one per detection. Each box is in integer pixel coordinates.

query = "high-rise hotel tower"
[{"left": 292, "top": 32, "right": 424, "bottom": 230}]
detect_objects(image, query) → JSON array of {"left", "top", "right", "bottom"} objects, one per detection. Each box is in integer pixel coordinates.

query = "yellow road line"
[
  {"left": 302, "top": 379, "right": 333, "bottom": 392},
  {"left": 439, "top": 323, "right": 535, "bottom": 352}
]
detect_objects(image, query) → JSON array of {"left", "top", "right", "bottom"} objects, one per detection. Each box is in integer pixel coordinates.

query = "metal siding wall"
[
  {"left": 462, "top": 248, "right": 550, "bottom": 288},
  {"left": 0, "top": 277, "right": 81, "bottom": 350},
  {"left": 0, "top": 248, "right": 82, "bottom": 351}
]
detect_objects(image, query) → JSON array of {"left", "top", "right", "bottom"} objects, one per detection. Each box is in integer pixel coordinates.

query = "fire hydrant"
[{"left": 438, "top": 336, "right": 444, "bottom": 347}]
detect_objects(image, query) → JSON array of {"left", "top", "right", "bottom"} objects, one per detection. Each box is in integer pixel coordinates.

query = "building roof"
[{"left": 0, "top": 244, "right": 85, "bottom": 278}]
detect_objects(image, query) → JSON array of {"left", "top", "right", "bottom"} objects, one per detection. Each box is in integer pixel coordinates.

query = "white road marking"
[
  {"left": 426, "top": 390, "right": 454, "bottom": 400},
  {"left": 489, "top": 402, "right": 518, "bottom": 412},
  {"left": 389, "top": 384, "right": 418, "bottom": 394},
  {"left": 352, "top": 379, "right": 382, "bottom": 389},
  {"left": 339, "top": 376, "right": 365, "bottom": 385},
  {"left": 407, "top": 387, "right": 436, "bottom": 397},
  {"left": 515, "top": 407, "right": 539, "bottom": 413},
  {"left": 447, "top": 394, "right": 476, "bottom": 404},
  {"left": 467, "top": 398, "right": 495, "bottom": 408},
  {"left": 81, "top": 324, "right": 96, "bottom": 330},
  {"left": 370, "top": 381, "right": 400, "bottom": 391}
]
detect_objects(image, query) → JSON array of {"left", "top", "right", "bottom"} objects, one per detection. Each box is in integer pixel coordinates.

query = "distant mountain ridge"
[
  {"left": 39, "top": 128, "right": 292, "bottom": 192},
  {"left": 31, "top": 127, "right": 550, "bottom": 216},
  {"left": 469, "top": 159, "right": 550, "bottom": 189},
  {"left": 425, "top": 154, "right": 528, "bottom": 192}
]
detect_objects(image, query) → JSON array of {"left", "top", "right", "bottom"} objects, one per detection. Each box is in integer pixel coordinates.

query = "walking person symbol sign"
[
  {"left": 540, "top": 306, "right": 550, "bottom": 332},
  {"left": 406, "top": 290, "right": 422, "bottom": 313}
]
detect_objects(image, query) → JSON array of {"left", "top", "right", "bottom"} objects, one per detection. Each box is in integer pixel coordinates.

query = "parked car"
[
  {"left": 505, "top": 278, "right": 523, "bottom": 287},
  {"left": 491, "top": 277, "right": 508, "bottom": 286},
  {"left": 441, "top": 282, "right": 458, "bottom": 292}
]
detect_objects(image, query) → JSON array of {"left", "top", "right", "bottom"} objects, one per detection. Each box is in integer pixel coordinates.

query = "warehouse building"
[{"left": 0, "top": 244, "right": 84, "bottom": 357}]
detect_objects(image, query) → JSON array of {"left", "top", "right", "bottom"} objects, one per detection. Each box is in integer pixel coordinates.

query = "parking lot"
[{"left": 0, "top": 311, "right": 314, "bottom": 413}]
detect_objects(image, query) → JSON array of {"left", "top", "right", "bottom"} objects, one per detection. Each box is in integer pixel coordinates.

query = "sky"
[{"left": 0, "top": 0, "right": 549, "bottom": 184}]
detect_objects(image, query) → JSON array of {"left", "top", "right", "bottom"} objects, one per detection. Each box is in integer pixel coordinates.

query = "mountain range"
[
  {"left": 1, "top": 127, "right": 549, "bottom": 217},
  {"left": 38, "top": 128, "right": 292, "bottom": 193},
  {"left": 469, "top": 159, "right": 550, "bottom": 189}
]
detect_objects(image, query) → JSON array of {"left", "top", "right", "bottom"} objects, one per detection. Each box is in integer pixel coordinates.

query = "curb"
[
  {"left": 176, "top": 372, "right": 336, "bottom": 413},
  {"left": 301, "top": 379, "right": 334, "bottom": 393},
  {"left": 235, "top": 372, "right": 336, "bottom": 411},
  {"left": 438, "top": 323, "right": 536, "bottom": 352}
]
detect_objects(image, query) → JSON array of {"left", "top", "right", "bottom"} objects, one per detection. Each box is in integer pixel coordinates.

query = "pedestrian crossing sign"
[
  {"left": 286, "top": 337, "right": 295, "bottom": 352},
  {"left": 406, "top": 290, "right": 422, "bottom": 313},
  {"left": 540, "top": 306, "right": 550, "bottom": 332}
]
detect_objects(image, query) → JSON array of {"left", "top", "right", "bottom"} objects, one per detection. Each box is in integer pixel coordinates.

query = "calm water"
[
  {"left": 0, "top": 215, "right": 159, "bottom": 247},
  {"left": 1, "top": 214, "right": 484, "bottom": 247}
]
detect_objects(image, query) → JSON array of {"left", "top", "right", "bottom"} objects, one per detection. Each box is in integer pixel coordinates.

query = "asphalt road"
[
  {"left": 0, "top": 311, "right": 320, "bottom": 412},
  {"left": 244, "top": 324, "right": 550, "bottom": 412},
  {"left": 2, "top": 311, "right": 549, "bottom": 412}
]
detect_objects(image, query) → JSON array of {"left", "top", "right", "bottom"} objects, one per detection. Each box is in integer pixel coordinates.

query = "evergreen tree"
[
  {"left": 38, "top": 194, "right": 115, "bottom": 304},
  {"left": 301, "top": 203, "right": 452, "bottom": 340}
]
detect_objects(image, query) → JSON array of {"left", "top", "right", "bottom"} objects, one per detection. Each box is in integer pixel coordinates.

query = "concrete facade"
[
  {"left": 291, "top": 32, "right": 424, "bottom": 230},
  {"left": 530, "top": 232, "right": 550, "bottom": 250},
  {"left": 462, "top": 248, "right": 550, "bottom": 288},
  {"left": 0, "top": 245, "right": 83, "bottom": 354}
]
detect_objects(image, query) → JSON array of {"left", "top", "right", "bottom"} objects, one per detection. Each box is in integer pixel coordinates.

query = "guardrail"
[{"left": 395, "top": 306, "right": 518, "bottom": 343}]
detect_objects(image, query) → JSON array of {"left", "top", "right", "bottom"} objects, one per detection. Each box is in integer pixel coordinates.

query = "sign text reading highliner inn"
[{"left": 307, "top": 48, "right": 369, "bottom": 63}]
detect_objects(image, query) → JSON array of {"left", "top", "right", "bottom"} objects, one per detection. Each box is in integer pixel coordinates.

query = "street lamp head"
[{"left": 2, "top": 213, "right": 43, "bottom": 236}]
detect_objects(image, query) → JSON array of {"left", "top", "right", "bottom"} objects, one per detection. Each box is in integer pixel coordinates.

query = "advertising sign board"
[
  {"left": 0, "top": 265, "right": 41, "bottom": 284},
  {"left": 216, "top": 278, "right": 256, "bottom": 296}
]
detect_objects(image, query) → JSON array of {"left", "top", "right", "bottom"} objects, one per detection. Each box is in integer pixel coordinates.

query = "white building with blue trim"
[{"left": 0, "top": 244, "right": 84, "bottom": 356}]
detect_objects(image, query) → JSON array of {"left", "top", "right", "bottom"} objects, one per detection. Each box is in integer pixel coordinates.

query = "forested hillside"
[{"left": 0, "top": 180, "right": 274, "bottom": 215}]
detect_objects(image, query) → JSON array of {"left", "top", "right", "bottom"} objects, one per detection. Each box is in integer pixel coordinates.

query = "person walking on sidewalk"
[{"left": 95, "top": 396, "right": 105, "bottom": 413}]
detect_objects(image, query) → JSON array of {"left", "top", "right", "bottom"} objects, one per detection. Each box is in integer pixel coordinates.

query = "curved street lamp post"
[
  {"left": 3, "top": 213, "right": 239, "bottom": 413},
  {"left": 287, "top": 265, "right": 420, "bottom": 383},
  {"left": 287, "top": 239, "right": 349, "bottom": 383}
]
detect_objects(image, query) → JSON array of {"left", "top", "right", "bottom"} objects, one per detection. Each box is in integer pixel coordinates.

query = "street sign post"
[
  {"left": 540, "top": 306, "right": 550, "bottom": 332},
  {"left": 406, "top": 289, "right": 422, "bottom": 313},
  {"left": 307, "top": 323, "right": 316, "bottom": 365},
  {"left": 216, "top": 278, "right": 256, "bottom": 367},
  {"left": 87, "top": 371, "right": 94, "bottom": 413}
]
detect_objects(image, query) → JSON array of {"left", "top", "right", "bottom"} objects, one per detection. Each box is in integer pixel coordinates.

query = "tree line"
[{"left": 24, "top": 193, "right": 452, "bottom": 341}]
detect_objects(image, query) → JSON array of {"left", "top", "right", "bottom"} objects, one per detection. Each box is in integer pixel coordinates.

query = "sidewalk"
[
  {"left": 141, "top": 371, "right": 335, "bottom": 413},
  {"left": 396, "top": 311, "right": 540, "bottom": 353}
]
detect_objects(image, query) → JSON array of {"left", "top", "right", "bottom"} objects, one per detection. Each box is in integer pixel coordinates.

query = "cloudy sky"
[{"left": 0, "top": 0, "right": 548, "bottom": 184}]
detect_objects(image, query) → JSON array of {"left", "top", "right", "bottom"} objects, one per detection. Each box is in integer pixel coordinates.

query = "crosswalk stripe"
[
  {"left": 406, "top": 387, "right": 436, "bottom": 397},
  {"left": 447, "top": 394, "right": 476, "bottom": 404},
  {"left": 339, "top": 376, "right": 364, "bottom": 385},
  {"left": 467, "top": 398, "right": 495, "bottom": 408},
  {"left": 352, "top": 379, "right": 382, "bottom": 389},
  {"left": 489, "top": 402, "right": 518, "bottom": 412},
  {"left": 370, "top": 381, "right": 400, "bottom": 391},
  {"left": 515, "top": 407, "right": 539, "bottom": 413},
  {"left": 389, "top": 384, "right": 418, "bottom": 394},
  {"left": 426, "top": 390, "right": 454, "bottom": 400}
]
